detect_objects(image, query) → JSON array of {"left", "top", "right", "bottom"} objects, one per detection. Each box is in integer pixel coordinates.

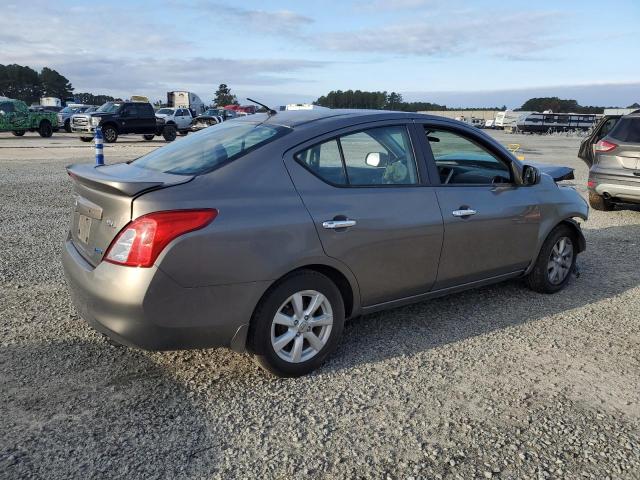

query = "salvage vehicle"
[
  {"left": 191, "top": 108, "right": 238, "bottom": 131},
  {"left": 63, "top": 109, "right": 588, "bottom": 377},
  {"left": 72, "top": 101, "right": 177, "bottom": 143},
  {"left": 155, "top": 107, "right": 193, "bottom": 136},
  {"left": 584, "top": 112, "right": 640, "bottom": 210},
  {"left": 0, "top": 98, "right": 57, "bottom": 137}
]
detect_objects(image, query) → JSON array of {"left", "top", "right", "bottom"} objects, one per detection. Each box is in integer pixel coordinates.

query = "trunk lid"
[{"left": 66, "top": 162, "right": 193, "bottom": 266}]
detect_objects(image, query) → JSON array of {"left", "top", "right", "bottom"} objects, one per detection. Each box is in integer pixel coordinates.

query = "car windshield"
[
  {"left": 157, "top": 108, "right": 174, "bottom": 115},
  {"left": 133, "top": 122, "right": 290, "bottom": 175},
  {"left": 97, "top": 102, "right": 121, "bottom": 113}
]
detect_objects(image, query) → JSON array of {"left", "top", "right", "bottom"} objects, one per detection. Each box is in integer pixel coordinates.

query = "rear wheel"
[
  {"left": 143, "top": 134, "right": 155, "bottom": 141},
  {"left": 588, "top": 191, "right": 614, "bottom": 211},
  {"left": 11, "top": 130, "right": 26, "bottom": 136},
  {"left": 80, "top": 136, "right": 93, "bottom": 142},
  {"left": 162, "top": 125, "right": 177, "bottom": 142},
  {"left": 102, "top": 125, "right": 118, "bottom": 143},
  {"left": 526, "top": 225, "right": 577, "bottom": 294},
  {"left": 38, "top": 120, "right": 53, "bottom": 138},
  {"left": 249, "top": 270, "right": 345, "bottom": 377}
]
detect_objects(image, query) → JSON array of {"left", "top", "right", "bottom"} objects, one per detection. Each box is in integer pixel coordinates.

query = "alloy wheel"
[
  {"left": 547, "top": 236, "right": 573, "bottom": 285},
  {"left": 270, "top": 290, "right": 333, "bottom": 363}
]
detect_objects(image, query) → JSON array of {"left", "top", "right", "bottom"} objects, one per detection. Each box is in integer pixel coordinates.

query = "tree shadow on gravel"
[
  {"left": 0, "top": 340, "right": 220, "bottom": 479},
  {"left": 322, "top": 223, "right": 640, "bottom": 373}
]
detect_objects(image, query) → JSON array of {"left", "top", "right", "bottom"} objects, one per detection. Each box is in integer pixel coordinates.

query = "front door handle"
[
  {"left": 322, "top": 219, "right": 357, "bottom": 229},
  {"left": 452, "top": 209, "right": 477, "bottom": 217}
]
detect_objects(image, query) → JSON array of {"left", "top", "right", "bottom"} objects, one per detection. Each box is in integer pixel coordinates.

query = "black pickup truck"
[{"left": 71, "top": 101, "right": 177, "bottom": 143}]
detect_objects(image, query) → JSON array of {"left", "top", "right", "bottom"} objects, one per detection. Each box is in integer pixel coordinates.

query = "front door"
[
  {"left": 284, "top": 123, "right": 444, "bottom": 307},
  {"left": 418, "top": 123, "right": 541, "bottom": 289}
]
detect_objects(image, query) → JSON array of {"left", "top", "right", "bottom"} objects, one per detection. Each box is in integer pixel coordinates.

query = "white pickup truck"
[{"left": 155, "top": 107, "right": 193, "bottom": 135}]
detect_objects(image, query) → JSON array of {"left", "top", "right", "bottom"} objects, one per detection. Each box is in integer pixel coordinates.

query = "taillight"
[
  {"left": 104, "top": 209, "right": 217, "bottom": 267},
  {"left": 587, "top": 180, "right": 596, "bottom": 188},
  {"left": 594, "top": 140, "right": 617, "bottom": 153}
]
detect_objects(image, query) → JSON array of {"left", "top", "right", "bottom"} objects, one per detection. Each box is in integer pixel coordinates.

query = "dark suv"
[{"left": 72, "top": 101, "right": 177, "bottom": 143}]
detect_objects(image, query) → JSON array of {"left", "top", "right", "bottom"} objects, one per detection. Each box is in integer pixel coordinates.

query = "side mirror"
[
  {"left": 365, "top": 152, "right": 381, "bottom": 167},
  {"left": 522, "top": 165, "right": 540, "bottom": 185}
]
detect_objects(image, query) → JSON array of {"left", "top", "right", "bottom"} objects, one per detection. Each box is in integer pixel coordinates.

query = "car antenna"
[{"left": 246, "top": 98, "right": 277, "bottom": 116}]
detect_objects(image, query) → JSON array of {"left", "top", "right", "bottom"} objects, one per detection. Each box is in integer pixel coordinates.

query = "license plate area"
[{"left": 77, "top": 215, "right": 92, "bottom": 244}]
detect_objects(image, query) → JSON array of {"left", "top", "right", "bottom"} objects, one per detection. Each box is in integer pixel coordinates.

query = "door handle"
[
  {"left": 452, "top": 209, "right": 477, "bottom": 217},
  {"left": 322, "top": 219, "right": 357, "bottom": 229}
]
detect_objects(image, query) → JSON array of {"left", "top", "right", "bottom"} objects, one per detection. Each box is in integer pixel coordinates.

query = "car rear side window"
[
  {"left": 133, "top": 122, "right": 290, "bottom": 175},
  {"left": 295, "top": 125, "right": 418, "bottom": 186},
  {"left": 610, "top": 118, "right": 640, "bottom": 143}
]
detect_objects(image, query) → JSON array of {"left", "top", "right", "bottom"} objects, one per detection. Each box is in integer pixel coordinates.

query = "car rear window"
[
  {"left": 609, "top": 117, "right": 640, "bottom": 143},
  {"left": 132, "top": 122, "right": 290, "bottom": 175}
]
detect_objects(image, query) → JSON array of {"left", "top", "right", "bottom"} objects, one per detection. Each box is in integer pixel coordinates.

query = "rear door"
[
  {"left": 416, "top": 121, "right": 540, "bottom": 289},
  {"left": 284, "top": 122, "right": 444, "bottom": 307}
]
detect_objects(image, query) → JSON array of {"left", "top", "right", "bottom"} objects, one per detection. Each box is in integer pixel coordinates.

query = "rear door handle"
[
  {"left": 322, "top": 219, "right": 357, "bottom": 229},
  {"left": 452, "top": 209, "right": 477, "bottom": 217}
]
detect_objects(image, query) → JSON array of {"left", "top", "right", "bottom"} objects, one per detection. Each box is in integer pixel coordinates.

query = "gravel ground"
[{"left": 1, "top": 131, "right": 639, "bottom": 479}]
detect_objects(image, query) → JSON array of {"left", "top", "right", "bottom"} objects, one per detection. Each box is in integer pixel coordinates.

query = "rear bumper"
[
  {"left": 62, "top": 238, "right": 268, "bottom": 351},
  {"left": 589, "top": 171, "right": 640, "bottom": 203}
]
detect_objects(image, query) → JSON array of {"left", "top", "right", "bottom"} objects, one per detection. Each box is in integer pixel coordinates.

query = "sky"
[{"left": 1, "top": 0, "right": 639, "bottom": 108}]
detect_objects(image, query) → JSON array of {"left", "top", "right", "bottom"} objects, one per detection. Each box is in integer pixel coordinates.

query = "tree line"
[{"left": 314, "top": 90, "right": 448, "bottom": 111}]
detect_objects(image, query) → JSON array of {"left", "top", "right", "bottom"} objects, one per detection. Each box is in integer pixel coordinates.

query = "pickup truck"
[
  {"left": 71, "top": 101, "right": 177, "bottom": 143},
  {"left": 0, "top": 98, "right": 58, "bottom": 137},
  {"left": 155, "top": 107, "right": 192, "bottom": 135}
]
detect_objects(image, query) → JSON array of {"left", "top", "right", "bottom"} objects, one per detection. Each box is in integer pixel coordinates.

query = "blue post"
[{"left": 94, "top": 126, "right": 104, "bottom": 166}]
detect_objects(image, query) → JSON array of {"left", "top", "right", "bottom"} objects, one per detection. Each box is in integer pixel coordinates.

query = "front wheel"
[
  {"left": 526, "top": 225, "right": 577, "bottom": 294},
  {"left": 102, "top": 125, "right": 118, "bottom": 143},
  {"left": 249, "top": 270, "right": 345, "bottom": 377},
  {"left": 12, "top": 130, "right": 26, "bottom": 136},
  {"left": 162, "top": 125, "right": 177, "bottom": 142},
  {"left": 38, "top": 120, "right": 53, "bottom": 138}
]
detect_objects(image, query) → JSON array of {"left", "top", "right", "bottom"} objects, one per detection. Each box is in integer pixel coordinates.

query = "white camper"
[
  {"left": 40, "top": 97, "right": 62, "bottom": 108},
  {"left": 494, "top": 110, "right": 533, "bottom": 130},
  {"left": 167, "top": 91, "right": 205, "bottom": 115}
]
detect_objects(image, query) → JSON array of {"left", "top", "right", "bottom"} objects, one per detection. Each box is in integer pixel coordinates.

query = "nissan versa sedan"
[{"left": 63, "top": 110, "right": 588, "bottom": 377}]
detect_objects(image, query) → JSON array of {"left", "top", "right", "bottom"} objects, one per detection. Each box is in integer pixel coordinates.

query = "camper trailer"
[
  {"left": 494, "top": 111, "right": 532, "bottom": 131},
  {"left": 40, "top": 97, "right": 62, "bottom": 108},
  {"left": 516, "top": 113, "right": 599, "bottom": 133},
  {"left": 166, "top": 91, "right": 205, "bottom": 116}
]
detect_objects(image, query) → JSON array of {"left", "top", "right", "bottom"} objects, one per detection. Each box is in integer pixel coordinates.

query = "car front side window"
[{"left": 425, "top": 128, "right": 512, "bottom": 185}]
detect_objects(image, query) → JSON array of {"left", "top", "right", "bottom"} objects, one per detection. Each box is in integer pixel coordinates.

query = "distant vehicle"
[
  {"left": 484, "top": 119, "right": 495, "bottom": 129},
  {"left": 155, "top": 107, "right": 193, "bottom": 135},
  {"left": 62, "top": 109, "right": 587, "bottom": 377},
  {"left": 280, "top": 103, "right": 329, "bottom": 111},
  {"left": 167, "top": 91, "right": 205, "bottom": 116},
  {"left": 470, "top": 118, "right": 485, "bottom": 129},
  {"left": 40, "top": 97, "right": 62, "bottom": 108},
  {"left": 57, "top": 104, "right": 94, "bottom": 133},
  {"left": 130, "top": 95, "right": 150, "bottom": 103},
  {"left": 0, "top": 98, "right": 57, "bottom": 137},
  {"left": 191, "top": 108, "right": 238, "bottom": 131},
  {"left": 516, "top": 113, "right": 599, "bottom": 134},
  {"left": 494, "top": 111, "right": 533, "bottom": 130},
  {"left": 30, "top": 104, "right": 62, "bottom": 113},
  {"left": 71, "top": 101, "right": 177, "bottom": 143},
  {"left": 225, "top": 104, "right": 257, "bottom": 114},
  {"left": 584, "top": 113, "right": 640, "bottom": 210}
]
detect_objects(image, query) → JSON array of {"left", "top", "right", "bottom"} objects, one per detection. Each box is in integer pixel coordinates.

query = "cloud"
[
  {"left": 312, "top": 11, "right": 562, "bottom": 59},
  {"left": 188, "top": 1, "right": 314, "bottom": 35}
]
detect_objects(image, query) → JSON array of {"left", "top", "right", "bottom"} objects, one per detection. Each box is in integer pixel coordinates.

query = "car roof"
[{"left": 234, "top": 109, "right": 443, "bottom": 129}]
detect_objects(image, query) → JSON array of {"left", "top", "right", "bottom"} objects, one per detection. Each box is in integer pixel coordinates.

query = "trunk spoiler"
[
  {"left": 529, "top": 163, "right": 575, "bottom": 182},
  {"left": 66, "top": 163, "right": 193, "bottom": 196}
]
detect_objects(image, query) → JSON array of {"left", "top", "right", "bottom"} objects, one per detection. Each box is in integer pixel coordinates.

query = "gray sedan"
[{"left": 62, "top": 110, "right": 588, "bottom": 376}]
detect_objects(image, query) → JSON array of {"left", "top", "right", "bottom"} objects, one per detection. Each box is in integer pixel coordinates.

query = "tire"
[
  {"left": 64, "top": 120, "right": 71, "bottom": 133},
  {"left": 80, "top": 137, "right": 93, "bottom": 142},
  {"left": 38, "top": 120, "right": 53, "bottom": 138},
  {"left": 11, "top": 130, "right": 26, "bottom": 136},
  {"left": 526, "top": 224, "right": 577, "bottom": 294},
  {"left": 249, "top": 270, "right": 345, "bottom": 377},
  {"left": 102, "top": 125, "right": 118, "bottom": 143},
  {"left": 143, "top": 134, "right": 155, "bottom": 141},
  {"left": 588, "top": 191, "right": 614, "bottom": 211},
  {"left": 162, "top": 125, "right": 177, "bottom": 142}
]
